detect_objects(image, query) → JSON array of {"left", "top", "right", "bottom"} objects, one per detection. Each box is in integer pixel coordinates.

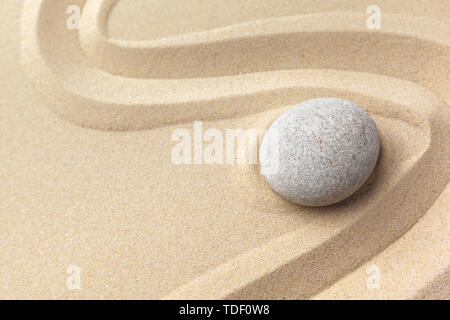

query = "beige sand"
[{"left": 0, "top": 0, "right": 449, "bottom": 299}]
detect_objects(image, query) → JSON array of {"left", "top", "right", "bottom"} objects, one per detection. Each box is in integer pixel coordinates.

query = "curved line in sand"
[
  {"left": 163, "top": 115, "right": 449, "bottom": 299},
  {"left": 79, "top": 0, "right": 450, "bottom": 80},
  {"left": 20, "top": 0, "right": 450, "bottom": 299},
  {"left": 21, "top": 0, "right": 449, "bottom": 130},
  {"left": 312, "top": 182, "right": 450, "bottom": 299}
]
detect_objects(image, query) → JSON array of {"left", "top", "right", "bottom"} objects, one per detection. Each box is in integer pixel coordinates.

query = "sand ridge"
[
  {"left": 22, "top": 0, "right": 450, "bottom": 130},
  {"left": 0, "top": 0, "right": 448, "bottom": 299}
]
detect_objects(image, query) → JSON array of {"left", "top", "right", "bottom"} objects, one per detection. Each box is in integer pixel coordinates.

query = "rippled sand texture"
[{"left": 0, "top": 0, "right": 448, "bottom": 299}]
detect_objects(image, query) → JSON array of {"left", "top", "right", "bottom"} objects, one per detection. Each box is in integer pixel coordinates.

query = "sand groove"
[
  {"left": 21, "top": 0, "right": 450, "bottom": 130},
  {"left": 14, "top": 0, "right": 450, "bottom": 299}
]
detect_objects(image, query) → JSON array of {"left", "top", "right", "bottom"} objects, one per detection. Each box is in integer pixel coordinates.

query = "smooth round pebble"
[{"left": 259, "top": 98, "right": 380, "bottom": 207}]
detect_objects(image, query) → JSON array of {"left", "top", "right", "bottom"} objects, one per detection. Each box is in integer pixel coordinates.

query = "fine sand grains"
[{"left": 0, "top": 0, "right": 449, "bottom": 299}]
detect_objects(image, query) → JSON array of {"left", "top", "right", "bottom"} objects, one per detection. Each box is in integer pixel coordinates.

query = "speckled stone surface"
[{"left": 260, "top": 98, "right": 380, "bottom": 206}]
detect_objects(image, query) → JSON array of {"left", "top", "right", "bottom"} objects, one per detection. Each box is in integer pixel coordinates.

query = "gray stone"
[{"left": 259, "top": 98, "right": 380, "bottom": 206}]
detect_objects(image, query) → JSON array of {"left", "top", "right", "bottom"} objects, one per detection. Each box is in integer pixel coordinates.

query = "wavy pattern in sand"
[
  {"left": 20, "top": 0, "right": 450, "bottom": 299},
  {"left": 21, "top": 0, "right": 450, "bottom": 130}
]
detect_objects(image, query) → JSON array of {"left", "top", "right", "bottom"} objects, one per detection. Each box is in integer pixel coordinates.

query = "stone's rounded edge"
[
  {"left": 260, "top": 98, "right": 380, "bottom": 207},
  {"left": 20, "top": 0, "right": 448, "bottom": 130},
  {"left": 312, "top": 182, "right": 450, "bottom": 300},
  {"left": 16, "top": 1, "right": 448, "bottom": 300}
]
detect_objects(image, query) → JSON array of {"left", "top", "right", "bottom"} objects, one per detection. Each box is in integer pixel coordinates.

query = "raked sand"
[{"left": 0, "top": 0, "right": 449, "bottom": 299}]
